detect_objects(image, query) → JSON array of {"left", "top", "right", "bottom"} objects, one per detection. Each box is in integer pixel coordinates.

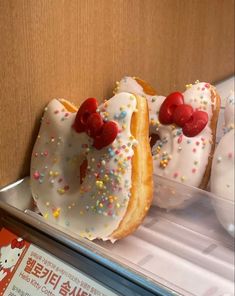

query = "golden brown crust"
[
  {"left": 59, "top": 99, "right": 78, "bottom": 112},
  {"left": 199, "top": 87, "right": 221, "bottom": 189},
  {"left": 134, "top": 77, "right": 157, "bottom": 96},
  {"left": 111, "top": 95, "right": 153, "bottom": 240}
]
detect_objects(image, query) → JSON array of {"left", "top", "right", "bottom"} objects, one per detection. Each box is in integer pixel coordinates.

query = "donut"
[
  {"left": 114, "top": 77, "right": 220, "bottom": 209},
  {"left": 211, "top": 91, "right": 234, "bottom": 237},
  {"left": 30, "top": 92, "right": 153, "bottom": 241}
]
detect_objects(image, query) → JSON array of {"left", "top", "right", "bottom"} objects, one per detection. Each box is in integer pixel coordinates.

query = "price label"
[{"left": 0, "top": 228, "right": 118, "bottom": 296}]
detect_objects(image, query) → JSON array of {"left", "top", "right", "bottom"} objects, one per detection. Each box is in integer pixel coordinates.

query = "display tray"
[{"left": 0, "top": 176, "right": 234, "bottom": 296}]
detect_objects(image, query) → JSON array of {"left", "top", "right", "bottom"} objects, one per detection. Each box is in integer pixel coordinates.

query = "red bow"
[
  {"left": 73, "top": 98, "right": 119, "bottom": 150},
  {"left": 159, "top": 92, "right": 208, "bottom": 137},
  {"left": 11, "top": 239, "right": 25, "bottom": 249}
]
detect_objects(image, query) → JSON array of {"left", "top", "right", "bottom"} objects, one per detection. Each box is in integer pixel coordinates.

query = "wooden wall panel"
[{"left": 0, "top": 0, "right": 234, "bottom": 185}]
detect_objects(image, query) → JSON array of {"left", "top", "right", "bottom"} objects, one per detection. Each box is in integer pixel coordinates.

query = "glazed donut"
[
  {"left": 211, "top": 91, "right": 234, "bottom": 236},
  {"left": 115, "top": 77, "right": 220, "bottom": 209},
  {"left": 30, "top": 92, "right": 153, "bottom": 241}
]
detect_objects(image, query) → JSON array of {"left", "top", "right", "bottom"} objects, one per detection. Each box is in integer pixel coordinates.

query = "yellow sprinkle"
[
  {"left": 116, "top": 203, "right": 120, "bottom": 208},
  {"left": 122, "top": 124, "right": 126, "bottom": 130},
  {"left": 53, "top": 208, "right": 60, "bottom": 218},
  {"left": 46, "top": 202, "right": 50, "bottom": 206},
  {"left": 44, "top": 213, "right": 49, "bottom": 219},
  {"left": 186, "top": 84, "right": 193, "bottom": 89},
  {"left": 96, "top": 180, "right": 104, "bottom": 189},
  {"left": 150, "top": 119, "right": 156, "bottom": 126},
  {"left": 99, "top": 203, "right": 103, "bottom": 208},
  {"left": 54, "top": 171, "right": 59, "bottom": 176},
  {"left": 104, "top": 174, "right": 109, "bottom": 182},
  {"left": 80, "top": 211, "right": 84, "bottom": 215},
  {"left": 57, "top": 188, "right": 65, "bottom": 194}
]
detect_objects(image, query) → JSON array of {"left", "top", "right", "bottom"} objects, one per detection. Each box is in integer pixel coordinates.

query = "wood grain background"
[{"left": 0, "top": 0, "right": 234, "bottom": 186}]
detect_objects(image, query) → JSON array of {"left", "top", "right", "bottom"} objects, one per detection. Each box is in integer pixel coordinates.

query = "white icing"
[
  {"left": 31, "top": 93, "right": 137, "bottom": 240},
  {"left": 211, "top": 91, "right": 234, "bottom": 237},
  {"left": 116, "top": 77, "right": 217, "bottom": 209},
  {"left": 224, "top": 91, "right": 235, "bottom": 127}
]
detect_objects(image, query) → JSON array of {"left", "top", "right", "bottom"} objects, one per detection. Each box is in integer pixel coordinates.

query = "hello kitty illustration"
[{"left": 0, "top": 238, "right": 25, "bottom": 282}]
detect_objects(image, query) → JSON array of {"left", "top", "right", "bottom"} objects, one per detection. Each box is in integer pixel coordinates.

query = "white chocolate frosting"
[
  {"left": 211, "top": 91, "right": 234, "bottom": 236},
  {"left": 115, "top": 77, "right": 218, "bottom": 209},
  {"left": 31, "top": 93, "right": 138, "bottom": 240}
]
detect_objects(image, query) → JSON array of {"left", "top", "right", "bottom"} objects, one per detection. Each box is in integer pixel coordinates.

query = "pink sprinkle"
[
  {"left": 54, "top": 110, "right": 59, "bottom": 114},
  {"left": 178, "top": 134, "right": 183, "bottom": 144},
  {"left": 58, "top": 178, "right": 63, "bottom": 183},
  {"left": 193, "top": 148, "right": 197, "bottom": 153},
  {"left": 173, "top": 172, "right": 178, "bottom": 178},
  {"left": 108, "top": 211, "right": 113, "bottom": 216},
  {"left": 46, "top": 120, "right": 50, "bottom": 125},
  {"left": 127, "top": 156, "right": 132, "bottom": 160},
  {"left": 44, "top": 151, "right": 48, "bottom": 156},
  {"left": 201, "top": 137, "right": 205, "bottom": 141},
  {"left": 205, "top": 83, "right": 210, "bottom": 88},
  {"left": 34, "top": 152, "right": 38, "bottom": 157},
  {"left": 228, "top": 152, "right": 233, "bottom": 158},
  {"left": 122, "top": 145, "right": 126, "bottom": 149},
  {"left": 33, "top": 171, "right": 40, "bottom": 180},
  {"left": 192, "top": 168, "right": 197, "bottom": 173},
  {"left": 196, "top": 141, "right": 200, "bottom": 146},
  {"left": 65, "top": 113, "right": 69, "bottom": 117},
  {"left": 115, "top": 150, "right": 120, "bottom": 155},
  {"left": 108, "top": 204, "right": 113, "bottom": 209},
  {"left": 202, "top": 87, "right": 205, "bottom": 91}
]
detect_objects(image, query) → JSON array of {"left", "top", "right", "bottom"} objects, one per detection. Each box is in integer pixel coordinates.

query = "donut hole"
[{"left": 150, "top": 133, "right": 160, "bottom": 148}]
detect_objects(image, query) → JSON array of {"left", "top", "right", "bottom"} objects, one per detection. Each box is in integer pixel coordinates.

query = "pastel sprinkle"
[
  {"left": 217, "top": 156, "right": 222, "bottom": 163},
  {"left": 33, "top": 171, "right": 40, "bottom": 180},
  {"left": 53, "top": 208, "right": 60, "bottom": 218}
]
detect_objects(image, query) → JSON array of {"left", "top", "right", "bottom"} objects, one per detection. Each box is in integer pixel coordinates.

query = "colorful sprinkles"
[{"left": 31, "top": 94, "right": 138, "bottom": 239}]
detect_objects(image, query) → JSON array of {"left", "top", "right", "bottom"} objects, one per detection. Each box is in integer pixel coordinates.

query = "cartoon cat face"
[{"left": 0, "top": 243, "right": 24, "bottom": 270}]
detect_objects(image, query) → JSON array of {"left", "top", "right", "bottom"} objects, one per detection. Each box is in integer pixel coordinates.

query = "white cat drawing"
[{"left": 0, "top": 238, "right": 25, "bottom": 281}]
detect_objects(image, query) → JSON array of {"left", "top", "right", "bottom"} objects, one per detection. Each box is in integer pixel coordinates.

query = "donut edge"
[
  {"left": 199, "top": 87, "right": 221, "bottom": 189},
  {"left": 111, "top": 94, "right": 153, "bottom": 240}
]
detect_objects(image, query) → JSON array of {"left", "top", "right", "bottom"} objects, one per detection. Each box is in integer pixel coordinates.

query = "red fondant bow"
[
  {"left": 11, "top": 239, "right": 25, "bottom": 249},
  {"left": 73, "top": 98, "right": 118, "bottom": 149},
  {"left": 159, "top": 92, "right": 208, "bottom": 137}
]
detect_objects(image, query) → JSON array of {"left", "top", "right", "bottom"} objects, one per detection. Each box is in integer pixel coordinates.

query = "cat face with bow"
[{"left": 0, "top": 238, "right": 25, "bottom": 272}]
